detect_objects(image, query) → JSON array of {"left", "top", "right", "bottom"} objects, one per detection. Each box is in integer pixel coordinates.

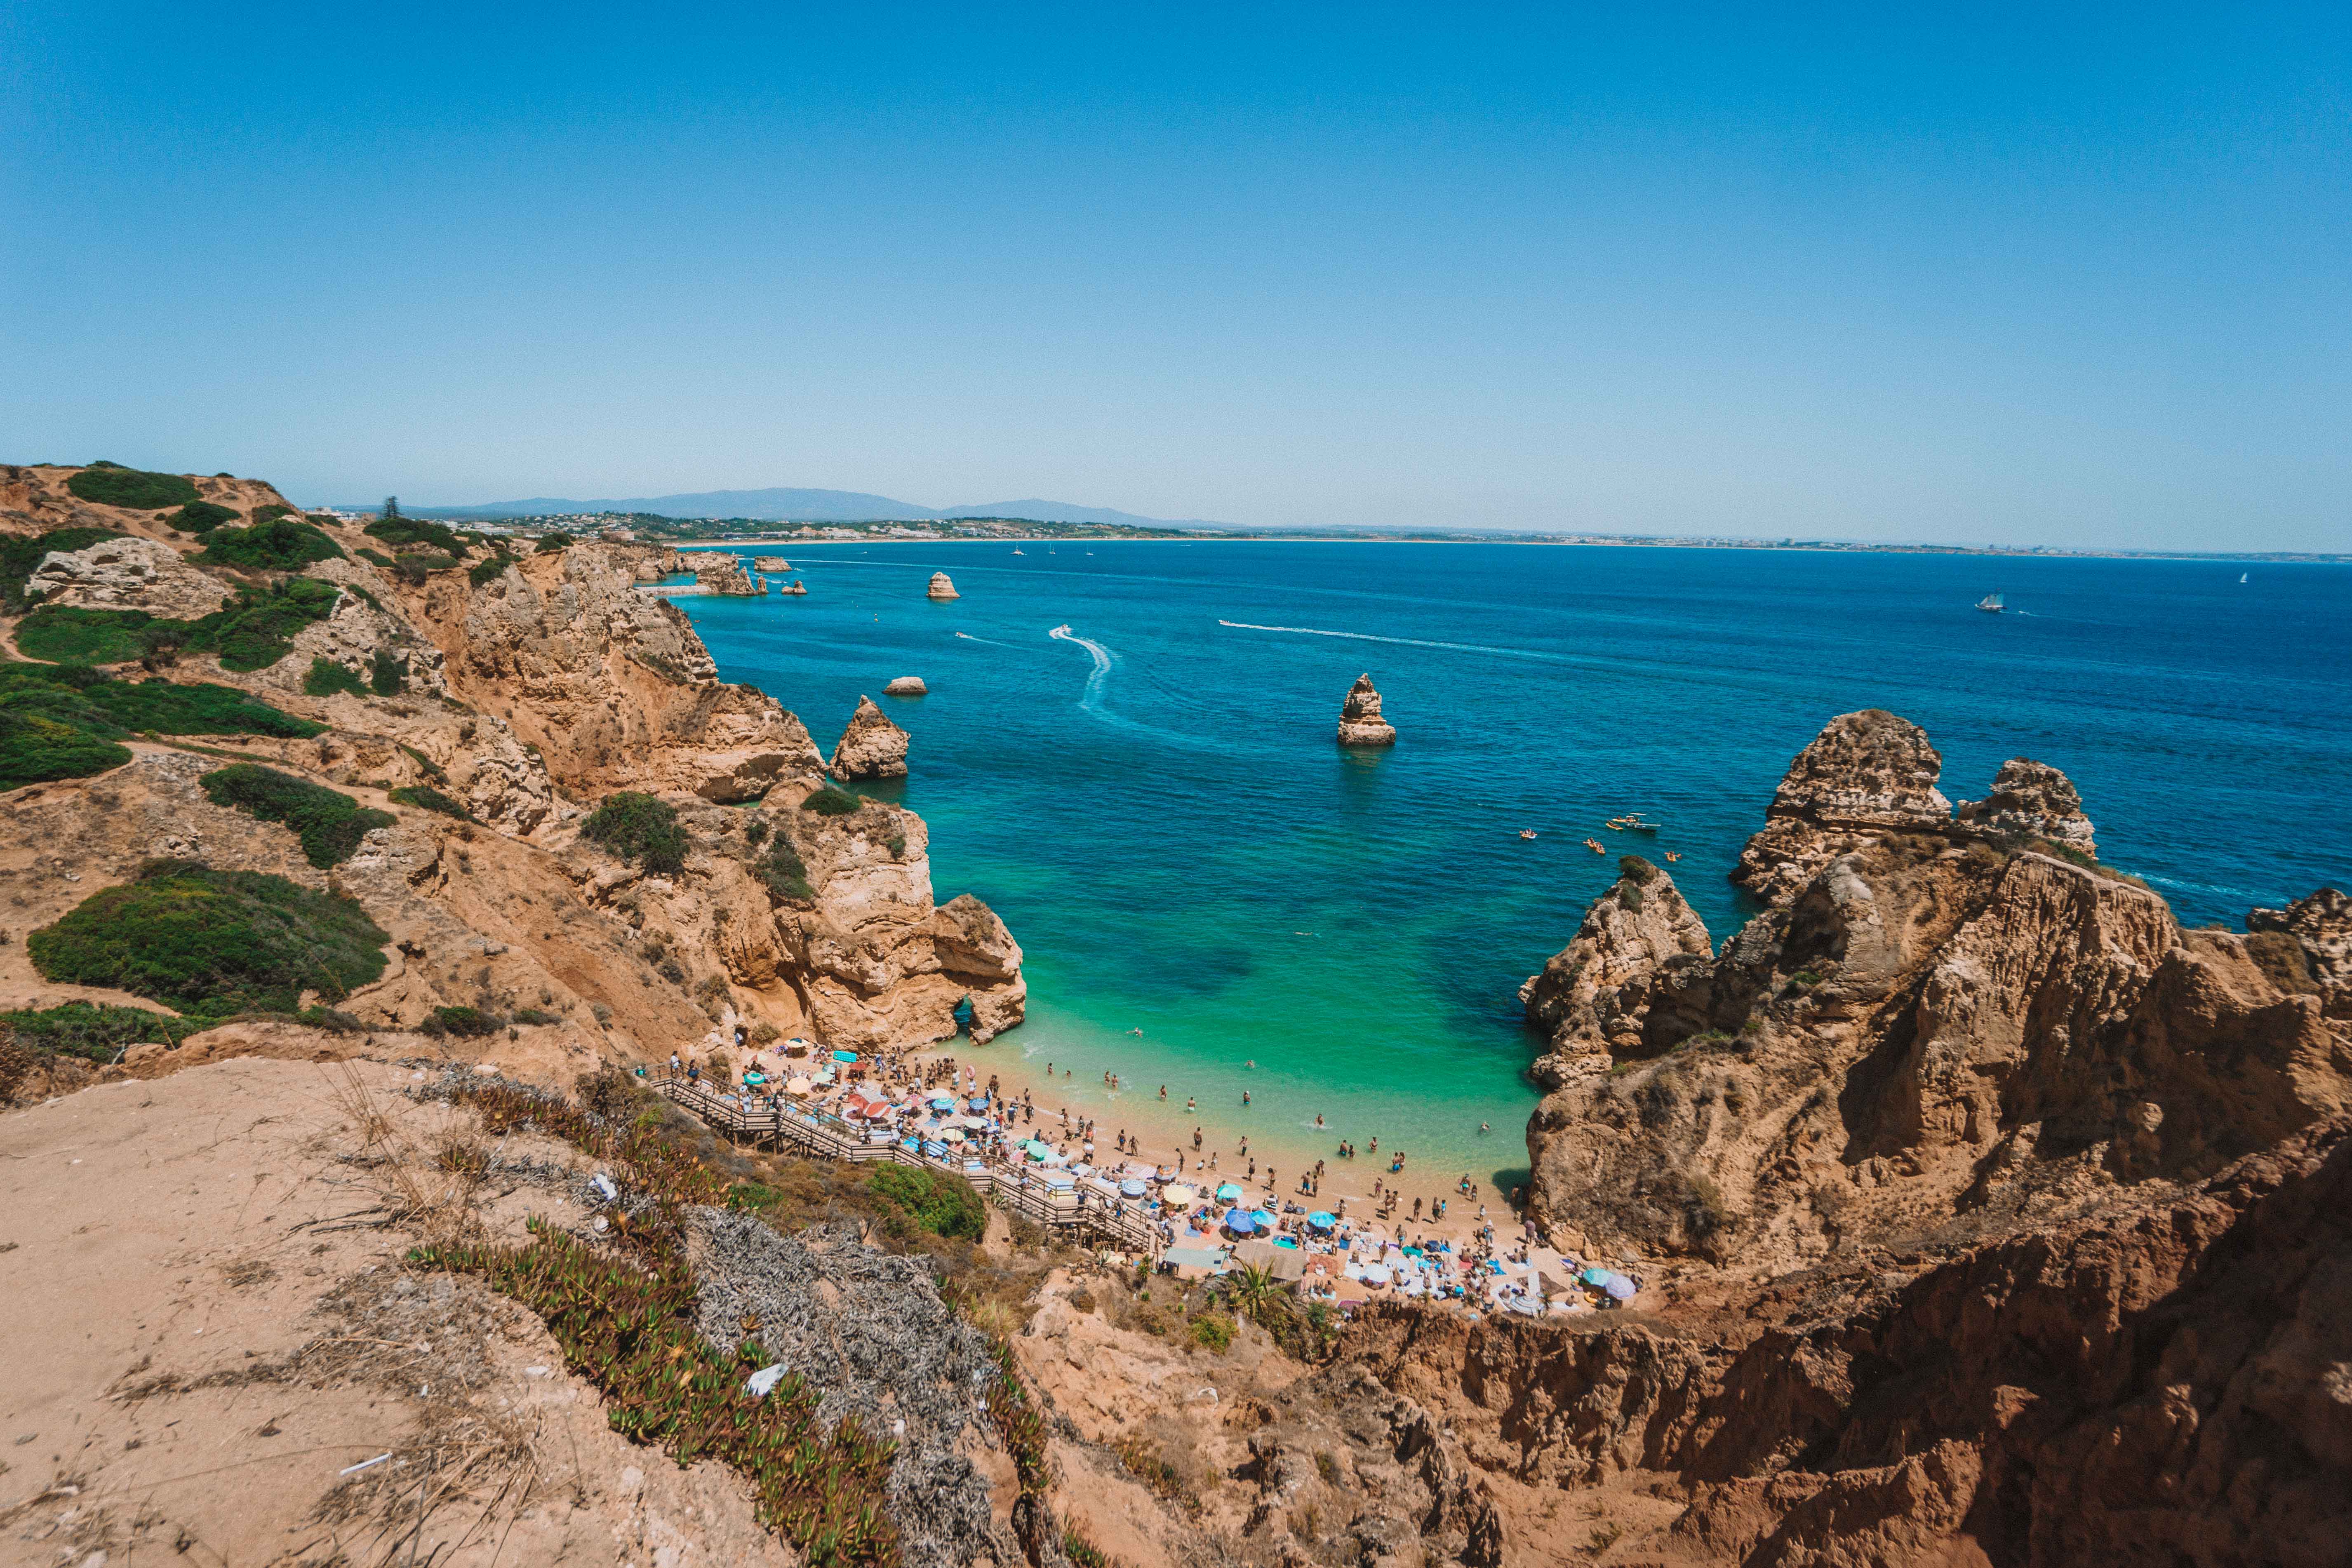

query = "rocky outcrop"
[
  {"left": 927, "top": 571, "right": 959, "bottom": 599},
  {"left": 1956, "top": 756, "right": 2098, "bottom": 855},
  {"left": 628, "top": 547, "right": 694, "bottom": 582},
  {"left": 830, "top": 695, "right": 908, "bottom": 780},
  {"left": 777, "top": 579, "right": 808, "bottom": 595},
  {"left": 25, "top": 534, "right": 230, "bottom": 619},
  {"left": 262, "top": 562, "right": 450, "bottom": 698},
  {"left": 1525, "top": 709, "right": 2352, "bottom": 1276},
  {"left": 753, "top": 556, "right": 791, "bottom": 572},
  {"left": 883, "top": 675, "right": 927, "bottom": 696},
  {"left": 1522, "top": 856, "right": 1714, "bottom": 1074},
  {"left": 1732, "top": 709, "right": 1950, "bottom": 903},
  {"left": 408, "top": 543, "right": 823, "bottom": 803},
  {"left": 1336, "top": 672, "right": 1396, "bottom": 746},
  {"left": 695, "top": 557, "right": 763, "bottom": 595},
  {"left": 2252, "top": 887, "right": 2352, "bottom": 987}
]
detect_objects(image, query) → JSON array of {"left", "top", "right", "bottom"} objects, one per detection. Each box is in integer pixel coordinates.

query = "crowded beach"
[{"left": 665, "top": 1028, "right": 1646, "bottom": 1320}]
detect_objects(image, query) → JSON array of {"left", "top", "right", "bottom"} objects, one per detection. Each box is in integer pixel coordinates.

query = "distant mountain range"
[{"left": 397, "top": 486, "right": 1231, "bottom": 529}]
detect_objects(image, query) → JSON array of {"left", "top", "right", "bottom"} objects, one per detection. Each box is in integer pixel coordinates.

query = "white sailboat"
[{"left": 1976, "top": 592, "right": 2004, "bottom": 613}]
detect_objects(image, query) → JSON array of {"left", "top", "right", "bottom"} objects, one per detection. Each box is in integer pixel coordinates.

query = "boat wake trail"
[
  {"left": 1216, "top": 619, "right": 1576, "bottom": 665},
  {"left": 954, "top": 631, "right": 1016, "bottom": 647},
  {"left": 1048, "top": 623, "right": 1115, "bottom": 712}
]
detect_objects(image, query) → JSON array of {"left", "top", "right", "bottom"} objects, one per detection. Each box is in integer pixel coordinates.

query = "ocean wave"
[{"left": 1216, "top": 618, "right": 1579, "bottom": 665}]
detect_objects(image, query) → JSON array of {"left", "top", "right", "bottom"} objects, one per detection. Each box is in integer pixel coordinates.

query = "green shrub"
[
  {"left": 249, "top": 503, "right": 295, "bottom": 525},
  {"left": 0, "top": 707, "right": 132, "bottom": 788},
  {"left": 167, "top": 500, "right": 241, "bottom": 534},
  {"left": 864, "top": 1163, "right": 986, "bottom": 1239},
  {"left": 14, "top": 605, "right": 169, "bottom": 664},
  {"left": 2, "top": 527, "right": 125, "bottom": 612},
  {"left": 801, "top": 785, "right": 861, "bottom": 816},
  {"left": 28, "top": 859, "right": 389, "bottom": 1016},
  {"left": 388, "top": 783, "right": 471, "bottom": 820},
  {"left": 582, "top": 790, "right": 689, "bottom": 874},
  {"left": 359, "top": 548, "right": 395, "bottom": 567},
  {"left": 364, "top": 515, "right": 466, "bottom": 553},
  {"left": 756, "top": 839, "right": 813, "bottom": 902},
  {"left": 468, "top": 555, "right": 516, "bottom": 587},
  {"left": 198, "top": 517, "right": 345, "bottom": 570},
  {"left": 431, "top": 1004, "right": 503, "bottom": 1037},
  {"left": 1619, "top": 854, "right": 1659, "bottom": 884},
  {"left": 1188, "top": 1311, "right": 1236, "bottom": 1352},
  {"left": 0, "top": 1000, "right": 200, "bottom": 1061},
  {"left": 743, "top": 815, "right": 769, "bottom": 845},
  {"left": 195, "top": 576, "right": 340, "bottom": 670},
  {"left": 66, "top": 464, "right": 198, "bottom": 510},
  {"left": 369, "top": 647, "right": 408, "bottom": 695},
  {"left": 301, "top": 656, "right": 367, "bottom": 697},
  {"left": 534, "top": 531, "right": 576, "bottom": 552},
  {"left": 199, "top": 763, "right": 393, "bottom": 867}
]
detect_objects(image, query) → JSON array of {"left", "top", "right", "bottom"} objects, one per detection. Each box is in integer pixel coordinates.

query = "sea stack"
[
  {"left": 884, "top": 676, "right": 927, "bottom": 696},
  {"left": 694, "top": 558, "right": 762, "bottom": 596},
  {"left": 830, "top": 695, "right": 909, "bottom": 779},
  {"left": 1731, "top": 708, "right": 1949, "bottom": 903},
  {"left": 927, "top": 571, "right": 960, "bottom": 600},
  {"left": 1956, "top": 757, "right": 2097, "bottom": 857},
  {"left": 754, "top": 556, "right": 791, "bottom": 572},
  {"left": 1335, "top": 673, "right": 1396, "bottom": 746}
]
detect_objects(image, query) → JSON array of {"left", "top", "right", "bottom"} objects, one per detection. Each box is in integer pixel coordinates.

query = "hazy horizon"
[{"left": 6, "top": 7, "right": 2347, "bottom": 552}]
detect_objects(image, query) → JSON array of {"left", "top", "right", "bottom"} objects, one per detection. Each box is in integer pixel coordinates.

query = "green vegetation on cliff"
[
  {"left": 198, "top": 516, "right": 345, "bottom": 570},
  {"left": 28, "top": 860, "right": 389, "bottom": 1016},
  {"left": 166, "top": 500, "right": 241, "bottom": 534},
  {"left": 200, "top": 764, "right": 394, "bottom": 867},
  {"left": 0, "top": 663, "right": 319, "bottom": 789},
  {"left": 64, "top": 463, "right": 198, "bottom": 511},
  {"left": 865, "top": 1163, "right": 987, "bottom": 1240},
  {"left": 0, "top": 1000, "right": 200, "bottom": 1060},
  {"left": 301, "top": 656, "right": 368, "bottom": 697},
  {"left": 19, "top": 577, "right": 341, "bottom": 673},
  {"left": 582, "top": 790, "right": 689, "bottom": 874}
]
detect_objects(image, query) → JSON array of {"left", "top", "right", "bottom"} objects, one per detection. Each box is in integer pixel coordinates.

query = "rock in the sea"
[
  {"left": 25, "top": 535, "right": 229, "bottom": 620},
  {"left": 777, "top": 579, "right": 808, "bottom": 595},
  {"left": 1956, "top": 756, "right": 2098, "bottom": 856},
  {"left": 883, "top": 676, "right": 927, "bottom": 696},
  {"left": 695, "top": 557, "right": 762, "bottom": 596},
  {"left": 1335, "top": 673, "right": 1396, "bottom": 746},
  {"left": 830, "top": 695, "right": 908, "bottom": 780},
  {"left": 1732, "top": 708, "right": 1950, "bottom": 903},
  {"left": 1521, "top": 855, "right": 1713, "bottom": 1073},
  {"left": 927, "top": 571, "right": 959, "bottom": 600},
  {"left": 753, "top": 556, "right": 791, "bottom": 572}
]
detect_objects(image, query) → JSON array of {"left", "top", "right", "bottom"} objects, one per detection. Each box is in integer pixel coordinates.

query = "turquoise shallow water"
[{"left": 677, "top": 542, "right": 2352, "bottom": 1186}]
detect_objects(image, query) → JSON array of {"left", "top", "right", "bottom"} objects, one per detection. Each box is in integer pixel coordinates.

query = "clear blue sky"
[{"left": 4, "top": 5, "right": 2346, "bottom": 548}]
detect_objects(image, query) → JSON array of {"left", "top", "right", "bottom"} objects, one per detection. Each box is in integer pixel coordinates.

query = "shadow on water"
[{"left": 1486, "top": 1164, "right": 1532, "bottom": 1199}]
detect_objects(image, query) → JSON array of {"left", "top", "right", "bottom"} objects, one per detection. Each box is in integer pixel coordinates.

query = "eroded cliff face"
[{"left": 0, "top": 468, "right": 1025, "bottom": 1093}]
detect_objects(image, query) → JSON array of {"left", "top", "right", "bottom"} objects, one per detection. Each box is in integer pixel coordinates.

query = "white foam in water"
[
  {"left": 1048, "top": 624, "right": 1116, "bottom": 711},
  {"left": 954, "top": 631, "right": 1017, "bottom": 647},
  {"left": 1216, "top": 618, "right": 1577, "bottom": 665}
]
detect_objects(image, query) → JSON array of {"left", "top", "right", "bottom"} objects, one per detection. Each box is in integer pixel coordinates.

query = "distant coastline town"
[{"left": 314, "top": 504, "right": 2348, "bottom": 564}]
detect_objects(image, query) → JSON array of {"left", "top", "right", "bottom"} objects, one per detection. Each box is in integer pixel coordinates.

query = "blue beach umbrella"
[
  {"left": 930, "top": 1094, "right": 956, "bottom": 1110},
  {"left": 1224, "top": 1208, "right": 1256, "bottom": 1234},
  {"left": 968, "top": 1097, "right": 991, "bottom": 1113},
  {"left": 1120, "top": 1179, "right": 1148, "bottom": 1198},
  {"left": 1251, "top": 1210, "right": 1277, "bottom": 1230},
  {"left": 1307, "top": 1211, "right": 1336, "bottom": 1230},
  {"left": 1581, "top": 1267, "right": 1613, "bottom": 1288},
  {"left": 1215, "top": 1183, "right": 1244, "bottom": 1202}
]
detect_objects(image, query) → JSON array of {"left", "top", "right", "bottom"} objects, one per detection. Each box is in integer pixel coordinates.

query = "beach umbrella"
[
  {"left": 938, "top": 1127, "right": 966, "bottom": 1144},
  {"left": 1360, "top": 1264, "right": 1390, "bottom": 1285},
  {"left": 1605, "top": 1275, "right": 1637, "bottom": 1302},
  {"left": 1251, "top": 1209, "right": 1277, "bottom": 1230},
  {"left": 1163, "top": 1185, "right": 1195, "bottom": 1208},
  {"left": 1120, "top": 1179, "right": 1148, "bottom": 1198},
  {"left": 1580, "top": 1266, "right": 1613, "bottom": 1288},
  {"left": 782, "top": 1076, "right": 812, "bottom": 1095},
  {"left": 1224, "top": 1208, "right": 1256, "bottom": 1234},
  {"left": 1307, "top": 1211, "right": 1336, "bottom": 1230},
  {"left": 1214, "top": 1182, "right": 1244, "bottom": 1202},
  {"left": 968, "top": 1097, "right": 991, "bottom": 1113},
  {"left": 929, "top": 1094, "right": 956, "bottom": 1110}
]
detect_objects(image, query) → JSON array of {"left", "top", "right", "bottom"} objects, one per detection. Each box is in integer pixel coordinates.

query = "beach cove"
[{"left": 676, "top": 540, "right": 2352, "bottom": 1189}]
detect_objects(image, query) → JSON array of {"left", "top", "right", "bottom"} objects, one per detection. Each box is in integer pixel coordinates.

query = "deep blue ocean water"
[{"left": 676, "top": 541, "right": 2352, "bottom": 1184}]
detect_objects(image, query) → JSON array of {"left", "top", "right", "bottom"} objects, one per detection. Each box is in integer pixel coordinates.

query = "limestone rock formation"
[
  {"left": 1521, "top": 856, "right": 1714, "bottom": 1073},
  {"left": 409, "top": 542, "right": 821, "bottom": 802},
  {"left": 1731, "top": 708, "right": 1950, "bottom": 902},
  {"left": 1956, "top": 755, "right": 2098, "bottom": 855},
  {"left": 1336, "top": 672, "right": 1397, "bottom": 746},
  {"left": 753, "top": 555, "right": 791, "bottom": 571},
  {"left": 777, "top": 579, "right": 808, "bottom": 595},
  {"left": 695, "top": 557, "right": 763, "bottom": 595},
  {"left": 25, "top": 535, "right": 229, "bottom": 619},
  {"left": 830, "top": 695, "right": 909, "bottom": 780},
  {"left": 628, "top": 547, "right": 694, "bottom": 582},
  {"left": 883, "top": 675, "right": 926, "bottom": 696},
  {"left": 927, "top": 571, "right": 959, "bottom": 599},
  {"left": 1525, "top": 708, "right": 2352, "bottom": 1275}
]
